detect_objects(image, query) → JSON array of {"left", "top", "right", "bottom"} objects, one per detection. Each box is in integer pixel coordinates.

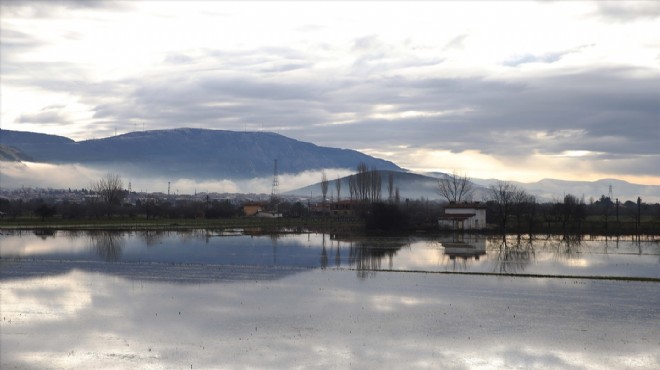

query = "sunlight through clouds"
[{"left": 1, "top": 1, "right": 658, "bottom": 184}]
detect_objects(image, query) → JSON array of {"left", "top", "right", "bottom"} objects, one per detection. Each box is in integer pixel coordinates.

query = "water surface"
[
  {"left": 2, "top": 230, "right": 658, "bottom": 281},
  {"left": 2, "top": 230, "right": 659, "bottom": 369}
]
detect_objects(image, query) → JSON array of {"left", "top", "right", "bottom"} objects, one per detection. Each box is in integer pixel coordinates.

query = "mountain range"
[
  {"left": 1, "top": 128, "right": 658, "bottom": 202},
  {"left": 287, "top": 171, "right": 660, "bottom": 203},
  {"left": 1, "top": 128, "right": 401, "bottom": 179}
]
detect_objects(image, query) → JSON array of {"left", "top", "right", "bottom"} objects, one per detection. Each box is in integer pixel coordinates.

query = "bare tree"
[
  {"left": 387, "top": 172, "right": 395, "bottom": 203},
  {"left": 555, "top": 194, "right": 586, "bottom": 233},
  {"left": 348, "top": 174, "right": 357, "bottom": 201},
  {"left": 320, "top": 171, "right": 329, "bottom": 203},
  {"left": 487, "top": 181, "right": 527, "bottom": 233},
  {"left": 335, "top": 176, "right": 342, "bottom": 202},
  {"left": 356, "top": 162, "right": 369, "bottom": 201},
  {"left": 92, "top": 173, "right": 125, "bottom": 218},
  {"left": 437, "top": 171, "right": 474, "bottom": 203},
  {"left": 351, "top": 163, "right": 383, "bottom": 203},
  {"left": 369, "top": 166, "right": 382, "bottom": 202}
]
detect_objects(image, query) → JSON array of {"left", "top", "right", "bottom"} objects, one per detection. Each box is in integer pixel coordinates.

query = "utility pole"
[
  {"left": 270, "top": 159, "right": 280, "bottom": 212},
  {"left": 637, "top": 197, "right": 642, "bottom": 231}
]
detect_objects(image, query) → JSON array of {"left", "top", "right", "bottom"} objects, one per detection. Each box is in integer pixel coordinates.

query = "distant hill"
[
  {"left": 0, "top": 128, "right": 403, "bottom": 179},
  {"left": 0, "top": 144, "right": 32, "bottom": 162},
  {"left": 286, "top": 170, "right": 459, "bottom": 201},
  {"left": 289, "top": 171, "right": 660, "bottom": 203},
  {"left": 468, "top": 177, "right": 660, "bottom": 203},
  {"left": 2, "top": 129, "right": 657, "bottom": 202}
]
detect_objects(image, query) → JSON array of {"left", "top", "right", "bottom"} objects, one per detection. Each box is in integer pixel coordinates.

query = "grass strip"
[{"left": 341, "top": 268, "right": 660, "bottom": 283}]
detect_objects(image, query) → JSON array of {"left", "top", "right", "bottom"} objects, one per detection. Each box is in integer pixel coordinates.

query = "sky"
[{"left": 1, "top": 0, "right": 659, "bottom": 185}]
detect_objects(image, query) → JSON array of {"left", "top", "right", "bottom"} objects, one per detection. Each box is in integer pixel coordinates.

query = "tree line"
[
  {"left": 1, "top": 171, "right": 658, "bottom": 235},
  {"left": 435, "top": 171, "right": 659, "bottom": 235}
]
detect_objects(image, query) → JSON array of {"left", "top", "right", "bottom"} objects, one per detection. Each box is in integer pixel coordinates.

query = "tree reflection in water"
[
  {"left": 88, "top": 231, "right": 125, "bottom": 262},
  {"left": 542, "top": 234, "right": 583, "bottom": 262},
  {"left": 558, "top": 234, "right": 583, "bottom": 259},
  {"left": 321, "top": 245, "right": 329, "bottom": 269},
  {"left": 139, "top": 230, "right": 166, "bottom": 246},
  {"left": 492, "top": 235, "right": 535, "bottom": 274},
  {"left": 33, "top": 229, "right": 56, "bottom": 240},
  {"left": 345, "top": 237, "right": 408, "bottom": 279}
]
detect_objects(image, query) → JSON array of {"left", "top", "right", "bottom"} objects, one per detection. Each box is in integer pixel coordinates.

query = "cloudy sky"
[{"left": 2, "top": 1, "right": 659, "bottom": 185}]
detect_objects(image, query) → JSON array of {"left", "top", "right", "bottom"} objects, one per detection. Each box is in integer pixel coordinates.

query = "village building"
[
  {"left": 311, "top": 200, "right": 360, "bottom": 217},
  {"left": 329, "top": 200, "right": 360, "bottom": 216},
  {"left": 438, "top": 202, "right": 487, "bottom": 230},
  {"left": 243, "top": 202, "right": 265, "bottom": 217}
]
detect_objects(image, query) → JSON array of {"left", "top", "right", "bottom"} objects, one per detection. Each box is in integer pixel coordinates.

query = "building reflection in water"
[{"left": 438, "top": 234, "right": 487, "bottom": 271}]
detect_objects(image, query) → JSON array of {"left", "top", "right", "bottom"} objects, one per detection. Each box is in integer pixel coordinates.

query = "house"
[
  {"left": 329, "top": 200, "right": 360, "bottom": 216},
  {"left": 243, "top": 203, "right": 265, "bottom": 216},
  {"left": 311, "top": 200, "right": 361, "bottom": 217},
  {"left": 438, "top": 202, "right": 486, "bottom": 230}
]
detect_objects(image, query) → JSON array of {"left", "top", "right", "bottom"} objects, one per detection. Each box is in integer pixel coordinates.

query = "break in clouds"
[{"left": 2, "top": 1, "right": 659, "bottom": 182}]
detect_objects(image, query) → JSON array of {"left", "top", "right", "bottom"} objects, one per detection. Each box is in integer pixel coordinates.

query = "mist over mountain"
[
  {"left": 1, "top": 129, "right": 658, "bottom": 202},
  {"left": 285, "top": 170, "right": 448, "bottom": 200},
  {"left": 1, "top": 128, "right": 402, "bottom": 179},
  {"left": 0, "top": 145, "right": 32, "bottom": 162},
  {"left": 291, "top": 172, "right": 660, "bottom": 203}
]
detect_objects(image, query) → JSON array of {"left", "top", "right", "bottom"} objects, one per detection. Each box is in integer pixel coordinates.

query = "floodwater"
[
  {"left": 2, "top": 230, "right": 658, "bottom": 280},
  {"left": 1, "top": 230, "right": 659, "bottom": 369}
]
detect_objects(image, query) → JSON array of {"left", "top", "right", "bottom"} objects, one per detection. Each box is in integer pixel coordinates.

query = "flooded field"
[
  {"left": 2, "top": 230, "right": 659, "bottom": 368},
  {"left": 2, "top": 230, "right": 658, "bottom": 280}
]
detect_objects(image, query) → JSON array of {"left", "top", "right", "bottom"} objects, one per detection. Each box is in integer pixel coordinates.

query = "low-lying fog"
[{"left": 0, "top": 161, "right": 352, "bottom": 195}]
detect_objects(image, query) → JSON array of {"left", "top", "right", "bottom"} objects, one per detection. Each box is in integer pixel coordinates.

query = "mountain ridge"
[
  {"left": 1, "top": 128, "right": 403, "bottom": 178},
  {"left": 2, "top": 129, "right": 658, "bottom": 202},
  {"left": 292, "top": 171, "right": 660, "bottom": 203}
]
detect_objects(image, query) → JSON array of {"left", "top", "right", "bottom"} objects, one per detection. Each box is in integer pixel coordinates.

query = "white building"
[{"left": 438, "top": 203, "right": 487, "bottom": 230}]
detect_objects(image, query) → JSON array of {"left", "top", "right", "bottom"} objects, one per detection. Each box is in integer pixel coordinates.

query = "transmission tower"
[
  {"left": 608, "top": 184, "right": 613, "bottom": 200},
  {"left": 271, "top": 159, "right": 279, "bottom": 198}
]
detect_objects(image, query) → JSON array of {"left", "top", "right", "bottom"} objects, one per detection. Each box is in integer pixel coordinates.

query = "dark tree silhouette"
[
  {"left": 92, "top": 173, "right": 126, "bottom": 218},
  {"left": 320, "top": 171, "right": 329, "bottom": 203},
  {"left": 335, "top": 175, "right": 342, "bottom": 201},
  {"left": 488, "top": 181, "right": 527, "bottom": 233},
  {"left": 437, "top": 171, "right": 474, "bottom": 203}
]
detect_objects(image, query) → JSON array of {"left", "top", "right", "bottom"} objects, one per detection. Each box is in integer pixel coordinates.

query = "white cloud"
[{"left": 1, "top": 1, "right": 658, "bottom": 185}]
